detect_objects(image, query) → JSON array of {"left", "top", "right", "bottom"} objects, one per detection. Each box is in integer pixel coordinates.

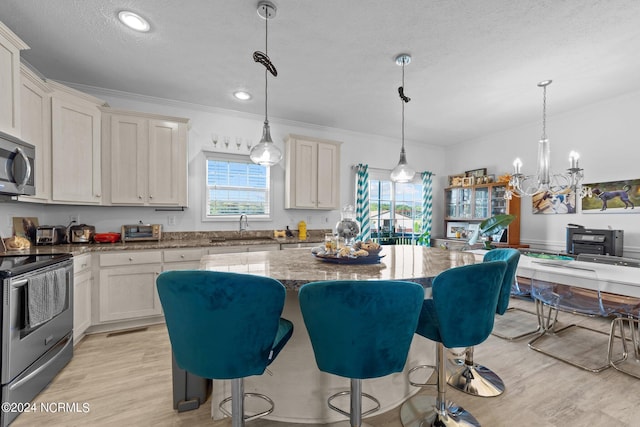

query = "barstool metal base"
[
  {"left": 400, "top": 395, "right": 480, "bottom": 427},
  {"left": 219, "top": 378, "right": 274, "bottom": 426},
  {"left": 447, "top": 358, "right": 505, "bottom": 397}
]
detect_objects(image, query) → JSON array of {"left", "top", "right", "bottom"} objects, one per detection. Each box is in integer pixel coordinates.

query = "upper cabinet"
[
  {"left": 0, "top": 21, "right": 29, "bottom": 137},
  {"left": 101, "top": 109, "right": 189, "bottom": 207},
  {"left": 285, "top": 134, "right": 341, "bottom": 210},
  {"left": 19, "top": 64, "right": 52, "bottom": 203},
  {"left": 50, "top": 81, "right": 104, "bottom": 204}
]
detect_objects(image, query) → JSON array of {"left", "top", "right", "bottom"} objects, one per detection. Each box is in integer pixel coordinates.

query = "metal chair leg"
[
  {"left": 609, "top": 315, "right": 640, "bottom": 378},
  {"left": 528, "top": 299, "right": 612, "bottom": 373},
  {"left": 491, "top": 306, "right": 542, "bottom": 340},
  {"left": 401, "top": 343, "right": 480, "bottom": 427}
]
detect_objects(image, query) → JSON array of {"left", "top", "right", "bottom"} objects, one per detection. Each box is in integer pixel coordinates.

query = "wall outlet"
[
  {"left": 69, "top": 214, "right": 80, "bottom": 225},
  {"left": 167, "top": 215, "right": 177, "bottom": 226}
]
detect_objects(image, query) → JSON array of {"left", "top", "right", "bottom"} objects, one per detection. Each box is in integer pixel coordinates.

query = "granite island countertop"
[{"left": 200, "top": 245, "right": 477, "bottom": 290}]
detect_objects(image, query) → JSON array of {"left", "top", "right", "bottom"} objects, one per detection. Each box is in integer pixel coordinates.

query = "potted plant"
[{"left": 467, "top": 214, "right": 516, "bottom": 250}]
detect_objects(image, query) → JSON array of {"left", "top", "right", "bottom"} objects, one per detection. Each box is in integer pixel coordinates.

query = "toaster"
[
  {"left": 35, "top": 225, "right": 67, "bottom": 245},
  {"left": 69, "top": 224, "right": 96, "bottom": 243}
]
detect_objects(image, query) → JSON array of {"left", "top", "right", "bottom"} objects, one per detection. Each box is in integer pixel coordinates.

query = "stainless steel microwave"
[
  {"left": 121, "top": 224, "right": 162, "bottom": 242},
  {"left": 0, "top": 131, "right": 35, "bottom": 196}
]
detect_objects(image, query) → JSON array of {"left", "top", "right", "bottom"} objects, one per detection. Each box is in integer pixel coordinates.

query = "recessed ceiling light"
[
  {"left": 118, "top": 11, "right": 151, "bottom": 32},
  {"left": 233, "top": 91, "right": 252, "bottom": 101}
]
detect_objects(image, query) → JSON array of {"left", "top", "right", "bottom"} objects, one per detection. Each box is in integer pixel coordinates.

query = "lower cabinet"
[
  {"left": 82, "top": 243, "right": 311, "bottom": 333},
  {"left": 162, "top": 248, "right": 204, "bottom": 271},
  {"left": 98, "top": 251, "right": 163, "bottom": 322},
  {"left": 206, "top": 244, "right": 281, "bottom": 255},
  {"left": 73, "top": 254, "right": 92, "bottom": 344}
]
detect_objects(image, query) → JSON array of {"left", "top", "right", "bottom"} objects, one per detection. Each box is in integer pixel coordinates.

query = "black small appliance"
[{"left": 566, "top": 224, "right": 623, "bottom": 257}]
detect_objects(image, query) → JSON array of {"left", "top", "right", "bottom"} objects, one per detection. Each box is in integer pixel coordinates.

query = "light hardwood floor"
[{"left": 12, "top": 298, "right": 640, "bottom": 427}]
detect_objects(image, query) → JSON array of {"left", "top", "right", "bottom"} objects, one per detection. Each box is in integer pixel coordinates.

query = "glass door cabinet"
[{"left": 444, "top": 183, "right": 521, "bottom": 245}]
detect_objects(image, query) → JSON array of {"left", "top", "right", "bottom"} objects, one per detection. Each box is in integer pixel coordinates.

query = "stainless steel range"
[{"left": 0, "top": 253, "right": 73, "bottom": 426}]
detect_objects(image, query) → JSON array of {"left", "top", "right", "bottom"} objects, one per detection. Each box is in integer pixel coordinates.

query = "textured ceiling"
[{"left": 2, "top": 0, "right": 640, "bottom": 146}]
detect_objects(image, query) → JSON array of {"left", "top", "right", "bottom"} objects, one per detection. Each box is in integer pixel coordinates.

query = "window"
[
  {"left": 205, "top": 154, "right": 271, "bottom": 219},
  {"left": 369, "top": 170, "right": 422, "bottom": 239}
]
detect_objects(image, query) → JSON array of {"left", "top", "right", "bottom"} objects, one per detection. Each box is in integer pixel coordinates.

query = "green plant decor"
[
  {"left": 468, "top": 214, "right": 516, "bottom": 249},
  {"left": 416, "top": 231, "right": 430, "bottom": 246}
]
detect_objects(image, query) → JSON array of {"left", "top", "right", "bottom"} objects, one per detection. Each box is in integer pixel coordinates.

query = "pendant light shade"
[
  {"left": 250, "top": 119, "right": 282, "bottom": 166},
  {"left": 390, "top": 54, "right": 416, "bottom": 183},
  {"left": 250, "top": 0, "right": 282, "bottom": 167},
  {"left": 390, "top": 146, "right": 416, "bottom": 183}
]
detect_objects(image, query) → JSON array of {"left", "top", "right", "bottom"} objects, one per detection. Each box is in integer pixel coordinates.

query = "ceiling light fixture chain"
[
  {"left": 390, "top": 54, "right": 416, "bottom": 183},
  {"left": 250, "top": 0, "right": 283, "bottom": 167},
  {"left": 507, "top": 80, "right": 589, "bottom": 200}
]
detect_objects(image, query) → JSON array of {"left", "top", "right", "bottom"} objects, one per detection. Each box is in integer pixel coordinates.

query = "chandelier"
[
  {"left": 390, "top": 54, "right": 416, "bottom": 183},
  {"left": 250, "top": 1, "right": 283, "bottom": 167},
  {"left": 507, "top": 80, "right": 589, "bottom": 199}
]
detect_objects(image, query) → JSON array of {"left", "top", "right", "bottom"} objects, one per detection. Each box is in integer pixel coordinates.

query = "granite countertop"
[
  {"left": 0, "top": 230, "right": 327, "bottom": 256},
  {"left": 200, "top": 246, "right": 477, "bottom": 290}
]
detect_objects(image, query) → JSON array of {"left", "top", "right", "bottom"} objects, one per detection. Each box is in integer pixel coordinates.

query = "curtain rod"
[{"left": 350, "top": 164, "right": 435, "bottom": 176}]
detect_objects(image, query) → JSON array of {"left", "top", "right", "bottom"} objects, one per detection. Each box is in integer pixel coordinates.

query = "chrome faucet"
[{"left": 239, "top": 214, "right": 248, "bottom": 233}]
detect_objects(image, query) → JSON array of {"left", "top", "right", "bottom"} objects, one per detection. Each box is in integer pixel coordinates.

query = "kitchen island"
[{"left": 199, "top": 246, "right": 476, "bottom": 424}]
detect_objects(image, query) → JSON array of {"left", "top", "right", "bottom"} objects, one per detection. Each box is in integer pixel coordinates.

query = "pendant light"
[
  {"left": 250, "top": 1, "right": 282, "bottom": 167},
  {"left": 390, "top": 54, "right": 416, "bottom": 183}
]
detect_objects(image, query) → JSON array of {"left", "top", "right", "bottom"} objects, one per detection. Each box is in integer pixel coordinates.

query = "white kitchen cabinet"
[
  {"left": 0, "top": 22, "right": 28, "bottom": 137},
  {"left": 102, "top": 109, "right": 189, "bottom": 207},
  {"left": 98, "top": 251, "right": 163, "bottom": 322},
  {"left": 50, "top": 81, "right": 104, "bottom": 204},
  {"left": 162, "top": 248, "right": 204, "bottom": 271},
  {"left": 73, "top": 253, "right": 92, "bottom": 344},
  {"left": 18, "top": 64, "right": 51, "bottom": 203},
  {"left": 285, "top": 134, "right": 341, "bottom": 210},
  {"left": 206, "top": 244, "right": 280, "bottom": 255}
]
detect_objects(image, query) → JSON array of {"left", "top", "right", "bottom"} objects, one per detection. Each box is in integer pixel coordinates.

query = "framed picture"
[
  {"left": 446, "top": 222, "right": 469, "bottom": 239},
  {"left": 465, "top": 168, "right": 487, "bottom": 179},
  {"left": 532, "top": 189, "right": 576, "bottom": 215},
  {"left": 581, "top": 178, "right": 640, "bottom": 214},
  {"left": 462, "top": 176, "right": 474, "bottom": 187}
]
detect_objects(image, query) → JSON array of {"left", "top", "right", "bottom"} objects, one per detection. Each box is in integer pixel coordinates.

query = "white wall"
[
  {"left": 445, "top": 89, "right": 640, "bottom": 258},
  {"left": 1, "top": 88, "right": 447, "bottom": 238}
]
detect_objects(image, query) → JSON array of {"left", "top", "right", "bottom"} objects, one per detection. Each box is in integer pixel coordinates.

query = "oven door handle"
[
  {"left": 8, "top": 335, "right": 72, "bottom": 390},
  {"left": 11, "top": 278, "right": 28, "bottom": 288}
]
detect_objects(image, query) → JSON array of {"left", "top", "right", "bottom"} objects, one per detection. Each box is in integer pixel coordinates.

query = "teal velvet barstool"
[
  {"left": 447, "top": 248, "right": 520, "bottom": 397},
  {"left": 401, "top": 261, "right": 507, "bottom": 427},
  {"left": 299, "top": 280, "right": 424, "bottom": 427},
  {"left": 156, "top": 270, "right": 293, "bottom": 427}
]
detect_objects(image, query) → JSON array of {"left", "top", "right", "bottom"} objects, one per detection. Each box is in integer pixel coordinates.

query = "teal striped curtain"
[
  {"left": 420, "top": 171, "right": 433, "bottom": 246},
  {"left": 355, "top": 164, "right": 371, "bottom": 241}
]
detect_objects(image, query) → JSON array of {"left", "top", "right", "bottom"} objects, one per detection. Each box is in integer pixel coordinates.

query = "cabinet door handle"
[
  {"left": 12, "top": 147, "right": 32, "bottom": 189},
  {"left": 149, "top": 195, "right": 153, "bottom": 199}
]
